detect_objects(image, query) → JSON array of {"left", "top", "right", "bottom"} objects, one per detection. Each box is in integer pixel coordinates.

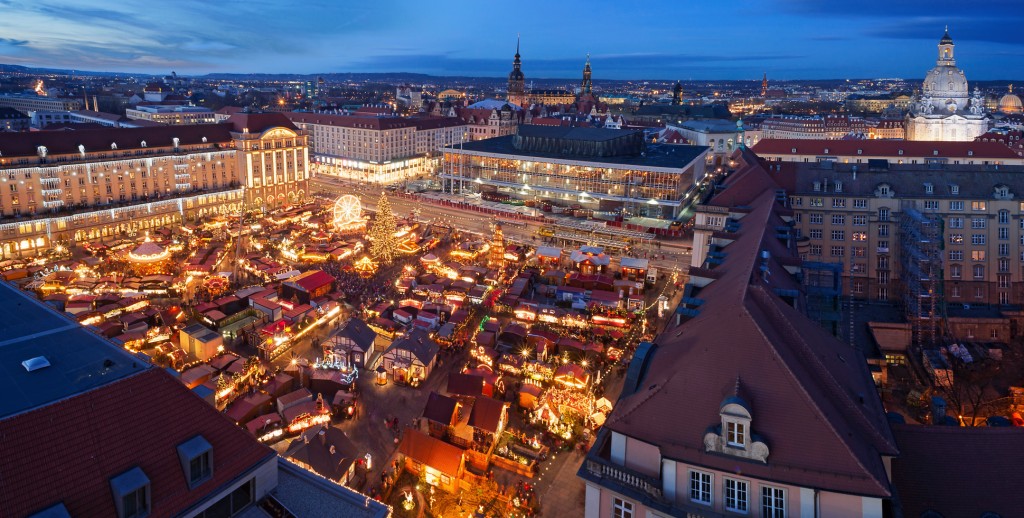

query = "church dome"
[{"left": 999, "top": 87, "right": 1023, "bottom": 114}]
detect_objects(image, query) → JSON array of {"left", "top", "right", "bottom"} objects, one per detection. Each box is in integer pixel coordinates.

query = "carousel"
[
  {"left": 354, "top": 256, "right": 378, "bottom": 278},
  {"left": 126, "top": 238, "right": 171, "bottom": 275},
  {"left": 331, "top": 195, "right": 367, "bottom": 235}
]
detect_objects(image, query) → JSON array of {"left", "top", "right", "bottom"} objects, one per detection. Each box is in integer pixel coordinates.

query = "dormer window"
[
  {"left": 925, "top": 183, "right": 934, "bottom": 194},
  {"left": 813, "top": 181, "right": 821, "bottom": 192},
  {"left": 177, "top": 435, "right": 213, "bottom": 489},
  {"left": 704, "top": 394, "right": 769, "bottom": 463},
  {"left": 110, "top": 467, "right": 150, "bottom": 518},
  {"left": 951, "top": 184, "right": 960, "bottom": 195},
  {"left": 835, "top": 181, "right": 843, "bottom": 193}
]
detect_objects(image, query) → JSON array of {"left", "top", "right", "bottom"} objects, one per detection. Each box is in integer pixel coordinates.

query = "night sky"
[{"left": 0, "top": 0, "right": 1021, "bottom": 80}]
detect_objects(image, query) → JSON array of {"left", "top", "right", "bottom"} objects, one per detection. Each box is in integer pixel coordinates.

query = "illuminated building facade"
[
  {"left": 761, "top": 114, "right": 868, "bottom": 140},
  {"left": 905, "top": 29, "right": 990, "bottom": 141},
  {"left": 288, "top": 112, "right": 466, "bottom": 184},
  {"left": 506, "top": 37, "right": 578, "bottom": 108},
  {"left": 0, "top": 112, "right": 308, "bottom": 256},
  {"left": 0, "top": 93, "right": 83, "bottom": 113},
  {"left": 125, "top": 105, "right": 217, "bottom": 125},
  {"left": 442, "top": 126, "right": 708, "bottom": 220}
]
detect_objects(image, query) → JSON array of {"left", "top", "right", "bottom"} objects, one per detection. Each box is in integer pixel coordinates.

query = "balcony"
[{"left": 584, "top": 457, "right": 664, "bottom": 501}]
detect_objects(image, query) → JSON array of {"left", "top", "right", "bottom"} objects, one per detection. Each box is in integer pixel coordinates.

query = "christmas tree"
[{"left": 369, "top": 191, "right": 398, "bottom": 264}]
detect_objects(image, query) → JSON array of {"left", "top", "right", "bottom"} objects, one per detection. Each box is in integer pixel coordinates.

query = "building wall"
[
  {"left": 906, "top": 115, "right": 990, "bottom": 142},
  {"left": 182, "top": 455, "right": 278, "bottom": 518},
  {"left": 0, "top": 95, "right": 82, "bottom": 112},
  {"left": 233, "top": 127, "right": 309, "bottom": 207}
]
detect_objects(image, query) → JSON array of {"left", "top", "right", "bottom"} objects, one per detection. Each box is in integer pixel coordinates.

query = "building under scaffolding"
[
  {"left": 898, "top": 204, "right": 945, "bottom": 349},
  {"left": 802, "top": 261, "right": 844, "bottom": 336}
]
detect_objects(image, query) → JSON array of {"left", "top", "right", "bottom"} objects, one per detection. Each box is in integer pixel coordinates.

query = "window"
[
  {"left": 177, "top": 436, "right": 213, "bottom": 489},
  {"left": 727, "top": 421, "right": 745, "bottom": 447},
  {"left": 878, "top": 255, "right": 889, "bottom": 270},
  {"left": 809, "top": 213, "right": 823, "bottom": 224},
  {"left": 924, "top": 183, "right": 934, "bottom": 194},
  {"left": 999, "top": 258, "right": 1010, "bottom": 272},
  {"left": 878, "top": 224, "right": 889, "bottom": 237},
  {"left": 830, "top": 246, "right": 845, "bottom": 257},
  {"left": 878, "top": 287, "right": 888, "bottom": 300},
  {"left": 950, "top": 264, "right": 962, "bottom": 278},
  {"left": 612, "top": 497, "right": 634, "bottom": 518},
  {"left": 949, "top": 233, "right": 964, "bottom": 244},
  {"left": 831, "top": 214, "right": 845, "bottom": 225},
  {"left": 689, "top": 471, "right": 712, "bottom": 505},
  {"left": 831, "top": 230, "right": 845, "bottom": 240},
  {"left": 809, "top": 229, "right": 822, "bottom": 239},
  {"left": 951, "top": 184, "right": 960, "bottom": 195},
  {"left": 999, "top": 227, "right": 1009, "bottom": 240},
  {"left": 789, "top": 197, "right": 802, "bottom": 207},
  {"left": 110, "top": 467, "right": 151, "bottom": 518},
  {"left": 809, "top": 198, "right": 823, "bottom": 207},
  {"left": 950, "top": 201, "right": 964, "bottom": 211},
  {"left": 971, "top": 234, "right": 986, "bottom": 245},
  {"left": 853, "top": 199, "right": 868, "bottom": 209},
  {"left": 852, "top": 279, "right": 865, "bottom": 293},
  {"left": 852, "top": 232, "right": 867, "bottom": 241},
  {"left": 832, "top": 198, "right": 846, "bottom": 208},
  {"left": 924, "top": 200, "right": 939, "bottom": 210},
  {"left": 761, "top": 486, "right": 786, "bottom": 518},
  {"left": 194, "top": 479, "right": 254, "bottom": 518},
  {"left": 878, "top": 207, "right": 890, "bottom": 221},
  {"left": 725, "top": 479, "right": 749, "bottom": 514},
  {"left": 971, "top": 217, "right": 987, "bottom": 229},
  {"left": 853, "top": 215, "right": 867, "bottom": 226},
  {"left": 951, "top": 285, "right": 961, "bottom": 298},
  {"left": 878, "top": 240, "right": 889, "bottom": 251},
  {"left": 809, "top": 245, "right": 822, "bottom": 256},
  {"left": 852, "top": 246, "right": 866, "bottom": 257},
  {"left": 999, "top": 273, "right": 1011, "bottom": 288},
  {"left": 973, "top": 201, "right": 987, "bottom": 211},
  {"left": 975, "top": 287, "right": 984, "bottom": 299},
  {"left": 973, "top": 250, "right": 986, "bottom": 261},
  {"left": 851, "top": 263, "right": 866, "bottom": 273},
  {"left": 999, "top": 210, "right": 1010, "bottom": 224},
  {"left": 878, "top": 271, "right": 889, "bottom": 283},
  {"left": 949, "top": 217, "right": 964, "bottom": 228},
  {"left": 949, "top": 250, "right": 963, "bottom": 261},
  {"left": 974, "top": 264, "right": 985, "bottom": 279}
]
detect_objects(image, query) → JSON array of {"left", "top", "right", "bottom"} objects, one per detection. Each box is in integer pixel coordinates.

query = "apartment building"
[
  {"left": 781, "top": 160, "right": 1024, "bottom": 308},
  {"left": 0, "top": 112, "right": 307, "bottom": 255},
  {"left": 287, "top": 112, "right": 466, "bottom": 184},
  {"left": 582, "top": 149, "right": 900, "bottom": 517},
  {"left": 456, "top": 99, "right": 521, "bottom": 141},
  {"left": 0, "top": 93, "right": 82, "bottom": 113},
  {"left": 760, "top": 114, "right": 867, "bottom": 140},
  {"left": 752, "top": 138, "right": 1023, "bottom": 166}
]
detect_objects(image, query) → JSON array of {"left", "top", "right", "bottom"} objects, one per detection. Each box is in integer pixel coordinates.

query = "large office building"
[
  {"left": 0, "top": 112, "right": 308, "bottom": 256},
  {"left": 760, "top": 114, "right": 868, "bottom": 140},
  {"left": 287, "top": 112, "right": 466, "bottom": 184},
  {"left": 0, "top": 280, "right": 390, "bottom": 518},
  {"left": 905, "top": 29, "right": 990, "bottom": 141},
  {"left": 441, "top": 125, "right": 708, "bottom": 220},
  {"left": 0, "top": 94, "right": 83, "bottom": 113},
  {"left": 126, "top": 105, "right": 218, "bottom": 125}
]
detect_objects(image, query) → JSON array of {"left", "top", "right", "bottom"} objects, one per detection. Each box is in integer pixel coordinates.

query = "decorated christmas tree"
[{"left": 369, "top": 191, "right": 398, "bottom": 264}]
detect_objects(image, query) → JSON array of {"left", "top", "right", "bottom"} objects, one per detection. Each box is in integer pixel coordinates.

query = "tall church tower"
[
  {"left": 507, "top": 35, "right": 526, "bottom": 107},
  {"left": 672, "top": 81, "right": 683, "bottom": 106},
  {"left": 937, "top": 26, "right": 955, "bottom": 65},
  {"left": 761, "top": 72, "right": 768, "bottom": 97},
  {"left": 581, "top": 54, "right": 593, "bottom": 95}
]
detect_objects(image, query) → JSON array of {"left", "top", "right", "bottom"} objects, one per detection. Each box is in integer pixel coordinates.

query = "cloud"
[{"left": 0, "top": 38, "right": 28, "bottom": 46}]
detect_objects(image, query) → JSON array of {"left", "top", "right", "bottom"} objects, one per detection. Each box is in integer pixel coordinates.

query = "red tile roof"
[
  {"left": 288, "top": 270, "right": 335, "bottom": 293},
  {"left": 891, "top": 424, "right": 1024, "bottom": 517},
  {"left": 752, "top": 138, "right": 1019, "bottom": 159},
  {"left": 0, "top": 368, "right": 273, "bottom": 517},
  {"left": 226, "top": 112, "right": 298, "bottom": 134},
  {"left": 605, "top": 148, "right": 897, "bottom": 497}
]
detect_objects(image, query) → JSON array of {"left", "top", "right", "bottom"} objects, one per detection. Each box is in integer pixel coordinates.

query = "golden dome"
[{"left": 999, "top": 85, "right": 1023, "bottom": 114}]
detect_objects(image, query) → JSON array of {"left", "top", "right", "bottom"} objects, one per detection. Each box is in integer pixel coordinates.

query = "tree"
[{"left": 369, "top": 191, "right": 398, "bottom": 264}]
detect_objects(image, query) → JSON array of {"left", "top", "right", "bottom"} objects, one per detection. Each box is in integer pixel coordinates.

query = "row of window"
[
  {"left": 793, "top": 197, "right": 1024, "bottom": 213},
  {"left": 687, "top": 471, "right": 786, "bottom": 516}
]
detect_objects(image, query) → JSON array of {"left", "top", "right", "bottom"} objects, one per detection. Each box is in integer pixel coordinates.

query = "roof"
[
  {"left": 752, "top": 138, "right": 1018, "bottom": 159},
  {"left": 446, "top": 372, "right": 484, "bottom": 397},
  {"left": 0, "top": 281, "right": 146, "bottom": 419},
  {"left": 447, "top": 134, "right": 707, "bottom": 170},
  {"left": 422, "top": 391, "right": 460, "bottom": 425},
  {"left": 890, "top": 424, "right": 1024, "bottom": 517},
  {"left": 225, "top": 112, "right": 298, "bottom": 133},
  {"left": 287, "top": 270, "right": 335, "bottom": 293},
  {"left": 287, "top": 112, "right": 462, "bottom": 132},
  {"left": 284, "top": 426, "right": 360, "bottom": 482},
  {"left": 603, "top": 148, "right": 898, "bottom": 498},
  {"left": 0, "top": 123, "right": 233, "bottom": 158},
  {"left": 258, "top": 459, "right": 391, "bottom": 518},
  {"left": 783, "top": 160, "right": 1024, "bottom": 199},
  {"left": 333, "top": 318, "right": 377, "bottom": 349},
  {"left": 467, "top": 396, "right": 506, "bottom": 434},
  {"left": 0, "top": 368, "right": 274, "bottom": 517},
  {"left": 383, "top": 328, "right": 439, "bottom": 366},
  {"left": 397, "top": 429, "right": 463, "bottom": 476}
]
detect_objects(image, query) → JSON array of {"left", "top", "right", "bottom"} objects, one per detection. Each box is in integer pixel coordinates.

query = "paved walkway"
[{"left": 538, "top": 451, "right": 587, "bottom": 517}]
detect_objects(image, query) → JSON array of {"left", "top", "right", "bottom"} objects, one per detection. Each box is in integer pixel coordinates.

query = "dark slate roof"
[
  {"left": 336, "top": 318, "right": 377, "bottom": 349},
  {"left": 384, "top": 328, "right": 439, "bottom": 366},
  {"left": 422, "top": 391, "right": 459, "bottom": 425},
  {"left": 0, "top": 281, "right": 146, "bottom": 419},
  {"left": 447, "top": 134, "right": 706, "bottom": 169},
  {"left": 467, "top": 396, "right": 506, "bottom": 434},
  {"left": 0, "top": 123, "right": 233, "bottom": 158},
  {"left": 783, "top": 161, "right": 1024, "bottom": 199},
  {"left": 284, "top": 426, "right": 360, "bottom": 482},
  {"left": 446, "top": 372, "right": 484, "bottom": 397}
]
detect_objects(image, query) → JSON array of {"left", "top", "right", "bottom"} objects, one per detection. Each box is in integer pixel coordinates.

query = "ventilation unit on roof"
[{"left": 22, "top": 356, "right": 51, "bottom": 372}]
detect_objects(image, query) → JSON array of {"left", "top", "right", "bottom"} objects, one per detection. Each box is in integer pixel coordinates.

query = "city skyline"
[{"left": 0, "top": 0, "right": 1022, "bottom": 80}]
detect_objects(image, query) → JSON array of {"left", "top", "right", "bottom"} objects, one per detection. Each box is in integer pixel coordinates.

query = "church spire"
[
  {"left": 581, "top": 53, "right": 593, "bottom": 95},
  {"left": 938, "top": 26, "right": 955, "bottom": 65}
]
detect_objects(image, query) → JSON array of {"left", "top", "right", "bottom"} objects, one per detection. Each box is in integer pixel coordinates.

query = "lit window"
[{"left": 727, "top": 421, "right": 745, "bottom": 447}]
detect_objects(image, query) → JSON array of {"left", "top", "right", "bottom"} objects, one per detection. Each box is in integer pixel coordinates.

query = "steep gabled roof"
[{"left": 605, "top": 150, "right": 897, "bottom": 497}]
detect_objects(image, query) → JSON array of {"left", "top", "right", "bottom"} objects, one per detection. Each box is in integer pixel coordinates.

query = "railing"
[{"left": 584, "top": 457, "right": 664, "bottom": 501}]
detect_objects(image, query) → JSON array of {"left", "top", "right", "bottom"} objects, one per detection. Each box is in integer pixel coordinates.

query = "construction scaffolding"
[
  {"left": 898, "top": 204, "right": 945, "bottom": 349},
  {"left": 802, "top": 261, "right": 844, "bottom": 337}
]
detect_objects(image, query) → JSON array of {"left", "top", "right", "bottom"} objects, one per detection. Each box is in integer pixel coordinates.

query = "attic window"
[
  {"left": 857, "top": 149, "right": 863, "bottom": 155},
  {"left": 934, "top": 150, "right": 939, "bottom": 156},
  {"left": 110, "top": 467, "right": 150, "bottom": 518},
  {"left": 791, "top": 148, "right": 796, "bottom": 153},
  {"left": 703, "top": 395, "right": 770, "bottom": 463},
  {"left": 823, "top": 148, "right": 829, "bottom": 154},
  {"left": 951, "top": 184, "right": 960, "bottom": 195},
  {"left": 968, "top": 150, "right": 974, "bottom": 156},
  {"left": 834, "top": 181, "right": 843, "bottom": 193},
  {"left": 898, "top": 149, "right": 903, "bottom": 155},
  {"left": 177, "top": 435, "right": 213, "bottom": 489},
  {"left": 813, "top": 181, "right": 821, "bottom": 192},
  {"left": 925, "top": 183, "right": 934, "bottom": 194}
]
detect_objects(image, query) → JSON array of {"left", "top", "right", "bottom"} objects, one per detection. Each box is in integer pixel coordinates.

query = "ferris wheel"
[{"left": 332, "top": 195, "right": 364, "bottom": 233}]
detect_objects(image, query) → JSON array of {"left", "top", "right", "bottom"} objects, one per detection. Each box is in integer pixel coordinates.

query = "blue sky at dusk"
[{"left": 0, "top": 0, "right": 1021, "bottom": 80}]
